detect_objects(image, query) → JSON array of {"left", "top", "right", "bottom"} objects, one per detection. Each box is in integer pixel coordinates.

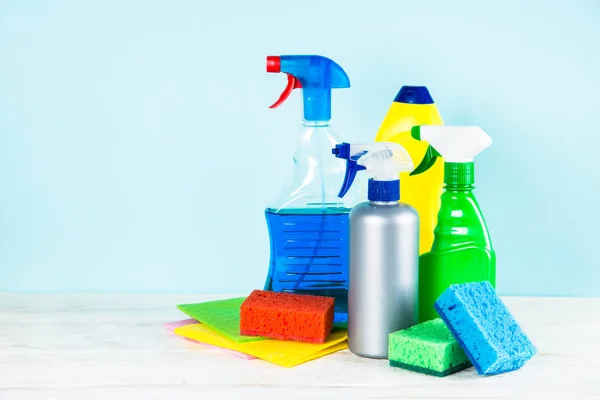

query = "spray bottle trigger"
[
  {"left": 409, "top": 125, "right": 441, "bottom": 176},
  {"left": 269, "top": 74, "right": 303, "bottom": 109},
  {"left": 337, "top": 159, "right": 366, "bottom": 198},
  {"left": 333, "top": 143, "right": 367, "bottom": 198},
  {"left": 410, "top": 145, "right": 441, "bottom": 176}
]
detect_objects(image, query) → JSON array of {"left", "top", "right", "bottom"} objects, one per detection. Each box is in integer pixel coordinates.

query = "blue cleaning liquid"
[{"left": 264, "top": 208, "right": 350, "bottom": 324}]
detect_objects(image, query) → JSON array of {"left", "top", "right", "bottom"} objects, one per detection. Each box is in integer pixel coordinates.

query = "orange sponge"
[{"left": 240, "top": 290, "right": 334, "bottom": 344}]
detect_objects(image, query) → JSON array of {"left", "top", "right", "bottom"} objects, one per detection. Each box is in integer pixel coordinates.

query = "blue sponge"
[{"left": 434, "top": 281, "right": 537, "bottom": 376}]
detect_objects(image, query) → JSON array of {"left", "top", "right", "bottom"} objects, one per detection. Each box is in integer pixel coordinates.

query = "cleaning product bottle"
[
  {"left": 333, "top": 142, "right": 418, "bottom": 358},
  {"left": 410, "top": 125, "right": 496, "bottom": 322},
  {"left": 375, "top": 86, "right": 444, "bottom": 255},
  {"left": 264, "top": 55, "right": 361, "bottom": 323}
]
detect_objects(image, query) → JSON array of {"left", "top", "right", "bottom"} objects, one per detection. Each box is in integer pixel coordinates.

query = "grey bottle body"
[{"left": 348, "top": 200, "right": 419, "bottom": 359}]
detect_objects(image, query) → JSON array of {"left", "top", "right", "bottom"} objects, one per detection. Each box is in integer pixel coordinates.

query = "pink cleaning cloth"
[
  {"left": 164, "top": 319, "right": 256, "bottom": 360},
  {"left": 164, "top": 319, "right": 200, "bottom": 331}
]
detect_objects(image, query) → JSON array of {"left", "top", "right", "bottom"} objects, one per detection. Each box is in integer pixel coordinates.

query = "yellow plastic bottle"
[{"left": 374, "top": 86, "right": 444, "bottom": 254}]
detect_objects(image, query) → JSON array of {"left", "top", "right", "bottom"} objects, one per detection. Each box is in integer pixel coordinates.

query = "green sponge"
[{"left": 388, "top": 318, "right": 471, "bottom": 377}]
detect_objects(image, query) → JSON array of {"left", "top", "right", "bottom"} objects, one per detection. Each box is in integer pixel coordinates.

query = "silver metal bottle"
[{"left": 348, "top": 196, "right": 419, "bottom": 359}]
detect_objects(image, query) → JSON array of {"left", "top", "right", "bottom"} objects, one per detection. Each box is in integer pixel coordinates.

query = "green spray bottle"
[{"left": 411, "top": 125, "right": 496, "bottom": 322}]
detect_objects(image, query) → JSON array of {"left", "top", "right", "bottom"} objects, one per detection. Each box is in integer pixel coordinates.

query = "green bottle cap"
[{"left": 445, "top": 162, "right": 474, "bottom": 186}]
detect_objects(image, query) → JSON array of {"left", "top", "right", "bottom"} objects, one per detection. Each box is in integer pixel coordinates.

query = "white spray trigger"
[
  {"left": 334, "top": 142, "right": 413, "bottom": 198},
  {"left": 418, "top": 126, "right": 491, "bottom": 163},
  {"left": 356, "top": 143, "right": 413, "bottom": 181}
]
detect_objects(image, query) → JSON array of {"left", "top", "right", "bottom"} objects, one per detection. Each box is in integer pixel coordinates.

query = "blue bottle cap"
[
  {"left": 393, "top": 86, "right": 434, "bottom": 105},
  {"left": 368, "top": 179, "right": 400, "bottom": 202}
]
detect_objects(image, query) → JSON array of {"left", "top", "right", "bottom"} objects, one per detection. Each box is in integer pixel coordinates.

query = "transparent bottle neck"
[{"left": 302, "top": 119, "right": 330, "bottom": 128}]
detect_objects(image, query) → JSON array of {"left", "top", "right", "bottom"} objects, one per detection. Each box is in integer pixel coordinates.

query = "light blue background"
[{"left": 1, "top": 0, "right": 598, "bottom": 295}]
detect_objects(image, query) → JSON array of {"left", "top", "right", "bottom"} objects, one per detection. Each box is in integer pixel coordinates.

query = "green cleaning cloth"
[
  {"left": 388, "top": 318, "right": 471, "bottom": 377},
  {"left": 178, "top": 297, "right": 266, "bottom": 344}
]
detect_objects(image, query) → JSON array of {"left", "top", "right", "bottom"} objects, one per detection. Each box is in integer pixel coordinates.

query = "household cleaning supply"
[
  {"left": 264, "top": 55, "right": 361, "bottom": 324},
  {"left": 411, "top": 125, "right": 496, "bottom": 322},
  {"left": 164, "top": 319, "right": 257, "bottom": 360},
  {"left": 388, "top": 318, "right": 471, "bottom": 377},
  {"left": 174, "top": 323, "right": 348, "bottom": 368},
  {"left": 178, "top": 297, "right": 266, "bottom": 343},
  {"left": 240, "top": 290, "right": 334, "bottom": 343},
  {"left": 164, "top": 319, "right": 198, "bottom": 331},
  {"left": 334, "top": 142, "right": 418, "bottom": 358},
  {"left": 435, "top": 281, "right": 537, "bottom": 375},
  {"left": 375, "top": 86, "right": 444, "bottom": 255}
]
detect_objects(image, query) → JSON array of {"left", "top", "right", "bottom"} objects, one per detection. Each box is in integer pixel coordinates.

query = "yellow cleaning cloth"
[{"left": 174, "top": 323, "right": 348, "bottom": 367}]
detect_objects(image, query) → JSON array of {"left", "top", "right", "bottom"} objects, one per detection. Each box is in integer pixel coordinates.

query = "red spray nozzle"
[{"left": 266, "top": 56, "right": 281, "bottom": 73}]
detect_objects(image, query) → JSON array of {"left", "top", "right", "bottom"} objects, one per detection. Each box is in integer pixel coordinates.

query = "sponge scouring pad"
[
  {"left": 240, "top": 290, "right": 334, "bottom": 344},
  {"left": 435, "top": 281, "right": 537, "bottom": 376},
  {"left": 388, "top": 318, "right": 471, "bottom": 377}
]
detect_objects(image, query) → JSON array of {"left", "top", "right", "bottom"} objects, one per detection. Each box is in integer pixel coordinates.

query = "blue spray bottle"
[{"left": 264, "top": 55, "right": 362, "bottom": 323}]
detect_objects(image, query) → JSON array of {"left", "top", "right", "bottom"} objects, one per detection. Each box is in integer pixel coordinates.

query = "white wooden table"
[{"left": 1, "top": 294, "right": 598, "bottom": 399}]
